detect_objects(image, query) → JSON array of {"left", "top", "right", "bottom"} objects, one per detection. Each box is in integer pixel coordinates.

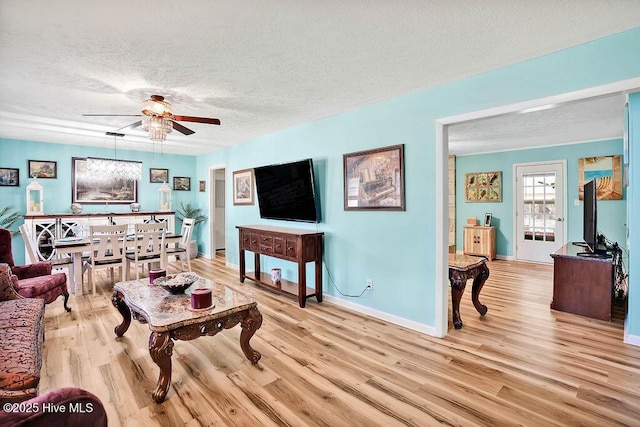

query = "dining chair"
[
  {"left": 87, "top": 224, "right": 128, "bottom": 294},
  {"left": 125, "top": 223, "right": 166, "bottom": 280},
  {"left": 20, "top": 224, "right": 74, "bottom": 272},
  {"left": 165, "top": 218, "right": 194, "bottom": 272}
]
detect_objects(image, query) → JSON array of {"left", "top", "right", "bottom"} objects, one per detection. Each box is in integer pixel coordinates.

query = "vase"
[{"left": 70, "top": 203, "right": 83, "bottom": 214}]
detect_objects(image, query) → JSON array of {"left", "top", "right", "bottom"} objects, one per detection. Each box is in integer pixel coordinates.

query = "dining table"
[{"left": 54, "top": 233, "right": 182, "bottom": 295}]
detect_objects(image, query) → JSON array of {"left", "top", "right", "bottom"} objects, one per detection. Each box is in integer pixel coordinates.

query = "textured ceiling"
[{"left": 1, "top": 1, "right": 639, "bottom": 155}]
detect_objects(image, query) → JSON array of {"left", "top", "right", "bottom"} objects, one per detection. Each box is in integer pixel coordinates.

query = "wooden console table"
[
  {"left": 550, "top": 243, "right": 613, "bottom": 320},
  {"left": 237, "top": 225, "right": 324, "bottom": 308}
]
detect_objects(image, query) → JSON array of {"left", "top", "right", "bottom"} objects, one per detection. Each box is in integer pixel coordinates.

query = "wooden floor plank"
[{"left": 36, "top": 255, "right": 639, "bottom": 426}]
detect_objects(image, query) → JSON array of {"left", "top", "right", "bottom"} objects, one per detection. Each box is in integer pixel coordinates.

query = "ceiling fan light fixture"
[
  {"left": 141, "top": 95, "right": 172, "bottom": 117},
  {"left": 142, "top": 116, "right": 173, "bottom": 142}
]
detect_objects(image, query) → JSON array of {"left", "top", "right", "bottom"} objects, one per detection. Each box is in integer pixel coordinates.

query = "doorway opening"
[{"left": 208, "top": 165, "right": 226, "bottom": 259}]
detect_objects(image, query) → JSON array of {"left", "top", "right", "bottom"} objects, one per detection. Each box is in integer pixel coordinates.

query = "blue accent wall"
[
  {"left": 0, "top": 138, "right": 196, "bottom": 264},
  {"left": 456, "top": 139, "right": 627, "bottom": 257},
  {"left": 194, "top": 28, "right": 640, "bottom": 329}
]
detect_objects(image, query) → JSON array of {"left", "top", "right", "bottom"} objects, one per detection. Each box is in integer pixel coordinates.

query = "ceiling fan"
[{"left": 83, "top": 95, "right": 220, "bottom": 140}]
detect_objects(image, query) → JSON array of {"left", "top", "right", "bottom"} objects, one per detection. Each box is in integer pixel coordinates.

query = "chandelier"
[
  {"left": 142, "top": 115, "right": 173, "bottom": 142},
  {"left": 85, "top": 132, "right": 142, "bottom": 180},
  {"left": 141, "top": 95, "right": 173, "bottom": 142}
]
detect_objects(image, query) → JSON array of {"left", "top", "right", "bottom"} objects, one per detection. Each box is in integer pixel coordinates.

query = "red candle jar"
[
  {"left": 191, "top": 288, "right": 212, "bottom": 309},
  {"left": 149, "top": 269, "right": 166, "bottom": 284}
]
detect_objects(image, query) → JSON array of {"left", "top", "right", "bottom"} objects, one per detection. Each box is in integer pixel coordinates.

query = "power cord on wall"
[{"left": 313, "top": 223, "right": 371, "bottom": 298}]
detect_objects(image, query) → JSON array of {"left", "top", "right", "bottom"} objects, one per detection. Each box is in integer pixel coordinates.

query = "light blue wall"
[
  {"left": 193, "top": 28, "right": 640, "bottom": 329},
  {"left": 456, "top": 139, "right": 627, "bottom": 257},
  {"left": 627, "top": 92, "right": 640, "bottom": 337},
  {"left": 0, "top": 138, "right": 197, "bottom": 264}
]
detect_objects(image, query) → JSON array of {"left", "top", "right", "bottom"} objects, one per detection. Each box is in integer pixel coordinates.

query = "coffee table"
[
  {"left": 448, "top": 254, "right": 490, "bottom": 329},
  {"left": 111, "top": 276, "right": 262, "bottom": 403}
]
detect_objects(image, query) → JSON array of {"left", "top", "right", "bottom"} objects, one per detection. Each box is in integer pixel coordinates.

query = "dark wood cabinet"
[
  {"left": 237, "top": 225, "right": 323, "bottom": 308},
  {"left": 550, "top": 243, "right": 613, "bottom": 321}
]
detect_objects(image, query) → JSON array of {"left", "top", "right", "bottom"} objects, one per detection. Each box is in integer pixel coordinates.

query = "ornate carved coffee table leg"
[
  {"left": 111, "top": 291, "right": 131, "bottom": 337},
  {"left": 240, "top": 307, "right": 263, "bottom": 364},
  {"left": 149, "top": 332, "right": 174, "bottom": 403},
  {"left": 471, "top": 263, "right": 490, "bottom": 316},
  {"left": 449, "top": 272, "right": 466, "bottom": 330}
]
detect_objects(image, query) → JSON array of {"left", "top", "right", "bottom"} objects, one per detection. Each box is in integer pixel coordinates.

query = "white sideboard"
[{"left": 23, "top": 212, "right": 175, "bottom": 262}]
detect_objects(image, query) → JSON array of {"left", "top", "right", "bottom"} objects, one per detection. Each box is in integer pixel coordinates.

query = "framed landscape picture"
[
  {"left": 343, "top": 144, "right": 405, "bottom": 211},
  {"left": 578, "top": 155, "right": 623, "bottom": 200},
  {"left": 233, "top": 168, "right": 254, "bottom": 205},
  {"left": 71, "top": 157, "right": 137, "bottom": 204},
  {"left": 0, "top": 168, "right": 19, "bottom": 186},
  {"left": 28, "top": 160, "right": 57, "bottom": 178},
  {"left": 173, "top": 176, "right": 191, "bottom": 191},
  {"left": 150, "top": 168, "right": 169, "bottom": 183}
]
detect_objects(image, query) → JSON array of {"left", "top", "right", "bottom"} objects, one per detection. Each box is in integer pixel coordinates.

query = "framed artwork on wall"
[
  {"left": 233, "top": 168, "right": 254, "bottom": 205},
  {"left": 199, "top": 180, "right": 205, "bottom": 192},
  {"left": 71, "top": 157, "right": 138, "bottom": 204},
  {"left": 28, "top": 160, "right": 57, "bottom": 179},
  {"left": 343, "top": 144, "right": 405, "bottom": 211},
  {"left": 0, "top": 168, "right": 19, "bottom": 186},
  {"left": 150, "top": 168, "right": 169, "bottom": 183},
  {"left": 464, "top": 171, "right": 502, "bottom": 202},
  {"left": 173, "top": 177, "right": 191, "bottom": 191},
  {"left": 578, "top": 155, "right": 623, "bottom": 200}
]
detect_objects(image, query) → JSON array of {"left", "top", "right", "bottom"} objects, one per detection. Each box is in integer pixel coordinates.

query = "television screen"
[
  {"left": 254, "top": 159, "right": 320, "bottom": 223},
  {"left": 583, "top": 179, "right": 597, "bottom": 253}
]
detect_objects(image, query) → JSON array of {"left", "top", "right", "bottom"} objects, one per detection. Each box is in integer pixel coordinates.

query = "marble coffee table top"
[{"left": 113, "top": 276, "right": 256, "bottom": 331}]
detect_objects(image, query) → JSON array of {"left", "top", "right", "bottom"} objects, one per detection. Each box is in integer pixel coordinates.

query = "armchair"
[{"left": 0, "top": 228, "right": 70, "bottom": 312}]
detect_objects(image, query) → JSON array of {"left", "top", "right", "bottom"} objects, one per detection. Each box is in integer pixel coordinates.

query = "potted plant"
[
  {"left": 175, "top": 202, "right": 207, "bottom": 259},
  {"left": 0, "top": 205, "right": 22, "bottom": 237}
]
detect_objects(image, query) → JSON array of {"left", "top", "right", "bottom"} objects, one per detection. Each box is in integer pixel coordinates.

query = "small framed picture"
[
  {"left": 28, "top": 160, "right": 57, "bottom": 179},
  {"left": 199, "top": 180, "right": 206, "bottom": 192},
  {"left": 233, "top": 168, "right": 254, "bottom": 205},
  {"left": 150, "top": 168, "right": 169, "bottom": 183},
  {"left": 484, "top": 213, "right": 493, "bottom": 227},
  {"left": 173, "top": 176, "right": 191, "bottom": 191},
  {"left": 0, "top": 168, "right": 19, "bottom": 186}
]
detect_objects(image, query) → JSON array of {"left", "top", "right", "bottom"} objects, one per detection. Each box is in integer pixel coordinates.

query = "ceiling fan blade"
[
  {"left": 118, "top": 120, "right": 142, "bottom": 131},
  {"left": 83, "top": 114, "right": 143, "bottom": 117},
  {"left": 172, "top": 115, "right": 220, "bottom": 125},
  {"left": 171, "top": 121, "right": 195, "bottom": 135}
]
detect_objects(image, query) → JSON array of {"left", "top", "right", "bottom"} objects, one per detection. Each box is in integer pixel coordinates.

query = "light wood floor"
[{"left": 40, "top": 255, "right": 640, "bottom": 426}]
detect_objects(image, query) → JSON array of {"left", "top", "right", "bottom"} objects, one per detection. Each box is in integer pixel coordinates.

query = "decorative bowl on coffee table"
[{"left": 153, "top": 272, "right": 199, "bottom": 294}]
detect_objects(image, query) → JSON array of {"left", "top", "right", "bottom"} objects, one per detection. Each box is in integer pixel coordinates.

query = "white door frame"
[
  {"left": 208, "top": 164, "right": 226, "bottom": 259},
  {"left": 435, "top": 77, "right": 640, "bottom": 337},
  {"left": 513, "top": 160, "right": 567, "bottom": 263}
]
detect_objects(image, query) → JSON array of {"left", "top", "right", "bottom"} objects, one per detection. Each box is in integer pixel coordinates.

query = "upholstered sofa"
[{"left": 0, "top": 263, "right": 46, "bottom": 404}]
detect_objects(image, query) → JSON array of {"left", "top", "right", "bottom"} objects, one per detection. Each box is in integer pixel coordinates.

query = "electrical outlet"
[{"left": 366, "top": 279, "right": 373, "bottom": 290}]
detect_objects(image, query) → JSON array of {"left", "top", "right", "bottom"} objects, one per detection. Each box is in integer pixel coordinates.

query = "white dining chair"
[
  {"left": 125, "top": 223, "right": 166, "bottom": 280},
  {"left": 20, "top": 223, "right": 75, "bottom": 275},
  {"left": 165, "top": 218, "right": 194, "bottom": 272},
  {"left": 87, "top": 224, "right": 128, "bottom": 294}
]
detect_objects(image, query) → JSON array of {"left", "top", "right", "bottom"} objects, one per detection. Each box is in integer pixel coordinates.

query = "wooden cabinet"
[
  {"left": 550, "top": 243, "right": 613, "bottom": 320},
  {"left": 23, "top": 212, "right": 175, "bottom": 262},
  {"left": 237, "top": 225, "right": 323, "bottom": 308},
  {"left": 463, "top": 226, "right": 496, "bottom": 260}
]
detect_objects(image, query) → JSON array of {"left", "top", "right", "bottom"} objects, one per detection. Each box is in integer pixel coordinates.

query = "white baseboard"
[
  {"left": 322, "top": 294, "right": 437, "bottom": 336},
  {"left": 225, "top": 261, "right": 436, "bottom": 336},
  {"left": 624, "top": 334, "right": 640, "bottom": 346}
]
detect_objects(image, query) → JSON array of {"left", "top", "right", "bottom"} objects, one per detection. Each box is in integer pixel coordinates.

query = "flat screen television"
[
  {"left": 583, "top": 179, "right": 597, "bottom": 254},
  {"left": 253, "top": 159, "right": 320, "bottom": 223}
]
